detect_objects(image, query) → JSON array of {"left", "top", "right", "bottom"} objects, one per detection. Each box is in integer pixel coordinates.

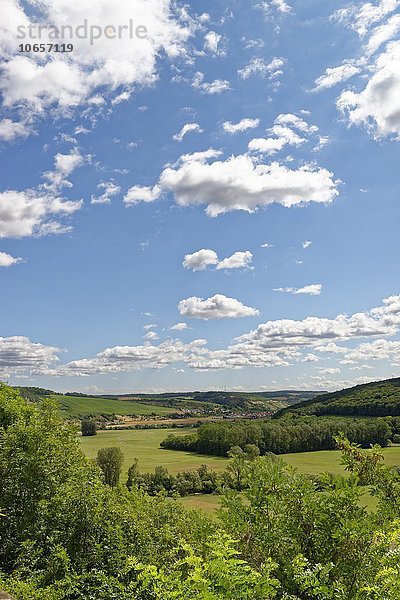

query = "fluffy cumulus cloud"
[
  {"left": 43, "top": 149, "right": 85, "bottom": 192},
  {"left": 273, "top": 284, "right": 322, "bottom": 295},
  {"left": 216, "top": 251, "right": 253, "bottom": 270},
  {"left": 312, "top": 63, "right": 360, "bottom": 92},
  {"left": 337, "top": 41, "right": 400, "bottom": 137},
  {"left": 255, "top": 1, "right": 292, "bottom": 17},
  {"left": 0, "top": 190, "right": 82, "bottom": 238},
  {"left": 0, "top": 251, "right": 23, "bottom": 267},
  {"left": 178, "top": 294, "right": 260, "bottom": 320},
  {"left": 0, "top": 118, "right": 30, "bottom": 141},
  {"left": 91, "top": 181, "right": 121, "bottom": 205},
  {"left": 57, "top": 339, "right": 207, "bottom": 376},
  {"left": 248, "top": 113, "right": 319, "bottom": 155},
  {"left": 192, "top": 71, "right": 231, "bottom": 94},
  {"left": 169, "top": 322, "right": 188, "bottom": 330},
  {"left": 158, "top": 154, "right": 338, "bottom": 217},
  {"left": 332, "top": 0, "right": 399, "bottom": 37},
  {"left": 183, "top": 249, "right": 219, "bottom": 271},
  {"left": 123, "top": 184, "right": 162, "bottom": 205},
  {"left": 0, "top": 0, "right": 191, "bottom": 121},
  {"left": 238, "top": 57, "right": 285, "bottom": 79},
  {"left": 173, "top": 122, "right": 203, "bottom": 142},
  {"left": 183, "top": 249, "right": 253, "bottom": 271},
  {"left": 222, "top": 118, "right": 260, "bottom": 134},
  {"left": 0, "top": 336, "right": 60, "bottom": 377},
  {"left": 203, "top": 31, "right": 224, "bottom": 55},
  {"left": 339, "top": 339, "right": 400, "bottom": 365},
  {"left": 319, "top": 2, "right": 400, "bottom": 139},
  {"left": 235, "top": 295, "right": 400, "bottom": 352}
]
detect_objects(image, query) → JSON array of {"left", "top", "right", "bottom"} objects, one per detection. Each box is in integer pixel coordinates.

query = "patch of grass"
[
  {"left": 284, "top": 446, "right": 400, "bottom": 476},
  {"left": 180, "top": 494, "right": 222, "bottom": 513},
  {"left": 79, "top": 428, "right": 227, "bottom": 478},
  {"left": 54, "top": 395, "right": 172, "bottom": 418}
]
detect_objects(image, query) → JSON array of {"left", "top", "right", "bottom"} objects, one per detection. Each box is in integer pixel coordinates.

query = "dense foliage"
[
  {"left": 80, "top": 418, "right": 97, "bottom": 437},
  {"left": 96, "top": 447, "right": 124, "bottom": 487},
  {"left": 126, "top": 445, "right": 260, "bottom": 496},
  {"left": 276, "top": 378, "right": 400, "bottom": 418},
  {"left": 161, "top": 416, "right": 393, "bottom": 457},
  {"left": 2, "top": 384, "right": 400, "bottom": 598}
]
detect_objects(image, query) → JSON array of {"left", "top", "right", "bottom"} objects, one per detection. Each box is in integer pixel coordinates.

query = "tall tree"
[{"left": 96, "top": 447, "right": 124, "bottom": 487}]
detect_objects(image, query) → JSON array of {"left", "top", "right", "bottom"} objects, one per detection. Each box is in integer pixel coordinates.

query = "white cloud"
[
  {"left": 243, "top": 38, "right": 265, "bottom": 49},
  {"left": 0, "top": 251, "right": 23, "bottom": 267},
  {"left": 248, "top": 113, "right": 319, "bottom": 155},
  {"left": 216, "top": 251, "right": 253, "bottom": 270},
  {"left": 339, "top": 338, "right": 400, "bottom": 364},
  {"left": 91, "top": 181, "right": 121, "bottom": 205},
  {"left": 43, "top": 149, "right": 85, "bottom": 192},
  {"left": 178, "top": 294, "right": 259, "bottom": 319},
  {"left": 124, "top": 184, "right": 162, "bottom": 205},
  {"left": 274, "top": 113, "right": 318, "bottom": 132},
  {"left": 337, "top": 41, "right": 400, "bottom": 137},
  {"left": 170, "top": 322, "right": 188, "bottom": 330},
  {"left": 178, "top": 148, "right": 223, "bottom": 164},
  {"left": 173, "top": 122, "right": 203, "bottom": 142},
  {"left": 312, "top": 63, "right": 360, "bottom": 92},
  {"left": 230, "top": 297, "right": 400, "bottom": 363},
  {"left": 183, "top": 249, "right": 219, "bottom": 271},
  {"left": 261, "top": 243, "right": 274, "bottom": 248},
  {"left": 192, "top": 71, "right": 231, "bottom": 94},
  {"left": 366, "top": 13, "right": 400, "bottom": 55},
  {"left": 332, "top": 0, "right": 399, "bottom": 37},
  {"left": 58, "top": 339, "right": 207, "bottom": 376},
  {"left": 0, "top": 118, "right": 30, "bottom": 141},
  {"left": 0, "top": 0, "right": 192, "bottom": 122},
  {"left": 159, "top": 154, "right": 338, "bottom": 217},
  {"left": 0, "top": 190, "right": 82, "bottom": 238},
  {"left": 222, "top": 118, "right": 260, "bottom": 134},
  {"left": 273, "top": 284, "right": 322, "bottom": 295},
  {"left": 203, "top": 31, "right": 224, "bottom": 55},
  {"left": 238, "top": 57, "right": 285, "bottom": 79},
  {"left": 183, "top": 249, "right": 253, "bottom": 271},
  {"left": 256, "top": 1, "right": 292, "bottom": 16},
  {"left": 111, "top": 91, "right": 131, "bottom": 105},
  {"left": 249, "top": 125, "right": 306, "bottom": 154},
  {"left": 302, "top": 240, "right": 312, "bottom": 248},
  {"left": 143, "top": 323, "right": 157, "bottom": 330},
  {"left": 0, "top": 336, "right": 60, "bottom": 376},
  {"left": 144, "top": 331, "right": 159, "bottom": 341}
]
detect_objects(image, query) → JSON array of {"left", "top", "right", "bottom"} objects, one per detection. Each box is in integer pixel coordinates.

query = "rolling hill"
[{"left": 274, "top": 377, "right": 400, "bottom": 418}]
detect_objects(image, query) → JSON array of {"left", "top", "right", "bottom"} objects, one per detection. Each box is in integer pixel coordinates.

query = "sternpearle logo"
[{"left": 17, "top": 19, "right": 148, "bottom": 46}]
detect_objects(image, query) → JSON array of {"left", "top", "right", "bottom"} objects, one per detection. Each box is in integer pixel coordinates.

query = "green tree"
[
  {"left": 96, "top": 447, "right": 124, "bottom": 487},
  {"left": 80, "top": 418, "right": 97, "bottom": 437}
]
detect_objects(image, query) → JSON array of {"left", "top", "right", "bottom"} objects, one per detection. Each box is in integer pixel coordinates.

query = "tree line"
[{"left": 161, "top": 417, "right": 393, "bottom": 457}]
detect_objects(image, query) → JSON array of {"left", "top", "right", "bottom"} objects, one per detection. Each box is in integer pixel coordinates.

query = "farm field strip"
[{"left": 54, "top": 394, "right": 173, "bottom": 418}]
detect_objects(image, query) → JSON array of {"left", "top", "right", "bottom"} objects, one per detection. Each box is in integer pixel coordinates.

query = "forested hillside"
[{"left": 275, "top": 378, "right": 400, "bottom": 418}]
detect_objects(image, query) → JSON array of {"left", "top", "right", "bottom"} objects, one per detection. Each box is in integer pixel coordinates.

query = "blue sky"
[{"left": 0, "top": 0, "right": 399, "bottom": 393}]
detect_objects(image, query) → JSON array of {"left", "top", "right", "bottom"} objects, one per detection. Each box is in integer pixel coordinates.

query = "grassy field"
[
  {"left": 79, "top": 428, "right": 227, "bottom": 477},
  {"left": 54, "top": 395, "right": 173, "bottom": 418},
  {"left": 79, "top": 429, "right": 400, "bottom": 512}
]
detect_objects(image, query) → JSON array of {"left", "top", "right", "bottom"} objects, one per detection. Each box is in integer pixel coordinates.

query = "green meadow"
[
  {"left": 79, "top": 427, "right": 400, "bottom": 486},
  {"left": 54, "top": 394, "right": 172, "bottom": 418},
  {"left": 79, "top": 428, "right": 227, "bottom": 477}
]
